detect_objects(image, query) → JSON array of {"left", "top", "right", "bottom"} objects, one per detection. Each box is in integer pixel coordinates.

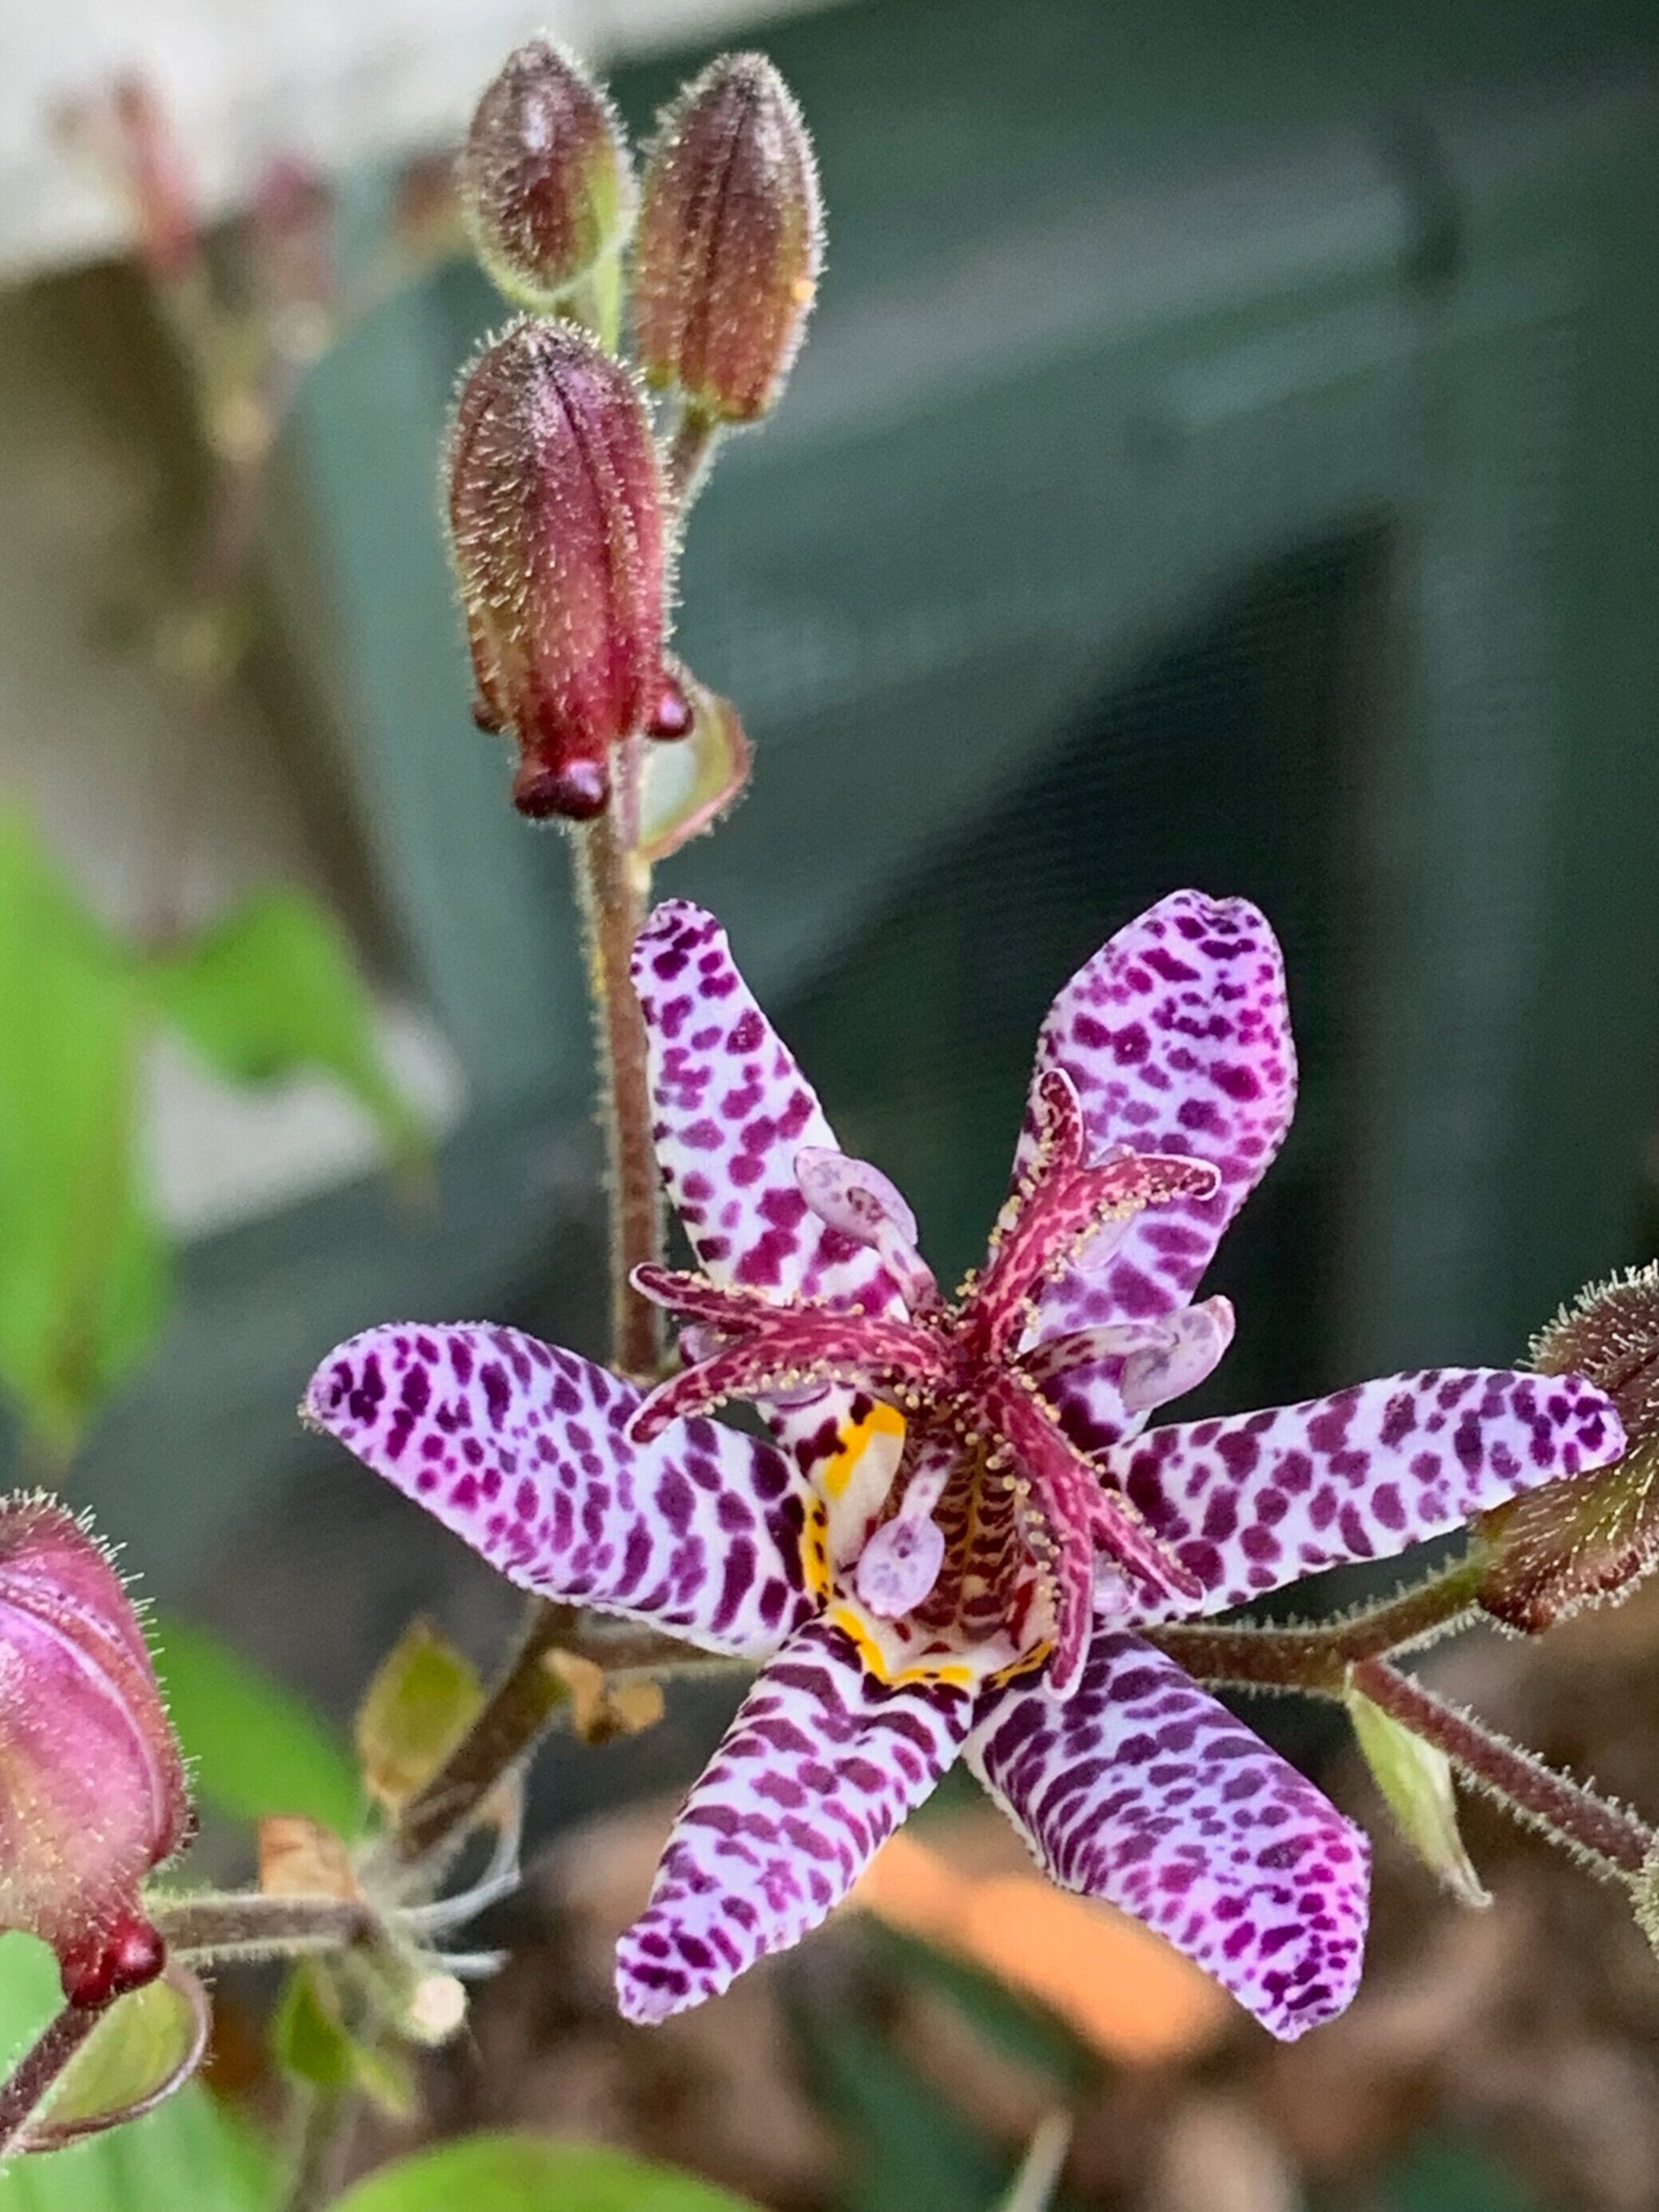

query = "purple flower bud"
[
  {"left": 633, "top": 53, "right": 822, "bottom": 423},
  {"left": 0, "top": 1500, "right": 190, "bottom": 2007},
  {"left": 458, "top": 39, "right": 635, "bottom": 310},
  {"left": 1478, "top": 1264, "right": 1659, "bottom": 1632},
  {"left": 445, "top": 319, "right": 670, "bottom": 821}
]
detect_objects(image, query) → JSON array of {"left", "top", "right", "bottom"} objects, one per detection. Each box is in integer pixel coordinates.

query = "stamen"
[
  {"left": 851, "top": 1441, "right": 954, "bottom": 1618},
  {"left": 796, "top": 1147, "right": 939, "bottom": 1313},
  {"left": 1118, "top": 1297, "right": 1236, "bottom": 1413}
]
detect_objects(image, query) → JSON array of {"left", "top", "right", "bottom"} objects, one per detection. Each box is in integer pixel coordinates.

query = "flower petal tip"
[{"left": 614, "top": 1917, "right": 712, "bottom": 2026}]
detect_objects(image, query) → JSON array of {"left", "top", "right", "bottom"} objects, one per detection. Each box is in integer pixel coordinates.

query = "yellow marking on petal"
[
  {"left": 801, "top": 1498, "right": 833, "bottom": 1601},
  {"left": 822, "top": 1401, "right": 906, "bottom": 1499},
  {"left": 827, "top": 1600, "right": 1001, "bottom": 1694},
  {"left": 989, "top": 1639, "right": 1054, "bottom": 1689}
]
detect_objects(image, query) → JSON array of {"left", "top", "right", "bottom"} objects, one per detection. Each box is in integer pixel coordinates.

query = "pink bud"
[
  {"left": 459, "top": 40, "right": 635, "bottom": 310},
  {"left": 446, "top": 319, "right": 670, "bottom": 820},
  {"left": 0, "top": 1500, "right": 190, "bottom": 2007},
  {"left": 633, "top": 54, "right": 822, "bottom": 423}
]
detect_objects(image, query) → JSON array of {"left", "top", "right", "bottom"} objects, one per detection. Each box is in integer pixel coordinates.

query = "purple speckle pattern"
[
  {"left": 968, "top": 1631, "right": 1368, "bottom": 2039},
  {"left": 1022, "top": 892, "right": 1295, "bottom": 1448},
  {"left": 307, "top": 890, "right": 1630, "bottom": 2043},
  {"left": 304, "top": 1323, "right": 815, "bottom": 1660},
  {"left": 616, "top": 1618, "right": 973, "bottom": 2022},
  {"left": 632, "top": 901, "right": 902, "bottom": 1315},
  {"left": 1113, "top": 1366, "right": 1622, "bottom": 1625}
]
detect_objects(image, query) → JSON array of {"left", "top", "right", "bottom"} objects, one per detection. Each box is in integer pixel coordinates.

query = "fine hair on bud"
[
  {"left": 1478, "top": 1262, "right": 1659, "bottom": 1633},
  {"left": 633, "top": 51, "right": 823, "bottom": 423},
  {"left": 459, "top": 38, "right": 636, "bottom": 310},
  {"left": 0, "top": 1496, "right": 191, "bottom": 2006},
  {"left": 445, "top": 316, "right": 673, "bottom": 821}
]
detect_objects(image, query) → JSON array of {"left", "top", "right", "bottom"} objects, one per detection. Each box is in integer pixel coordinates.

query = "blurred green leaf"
[
  {"left": 154, "top": 1615, "right": 362, "bottom": 1834},
  {"left": 272, "top": 1963, "right": 415, "bottom": 2119},
  {"left": 791, "top": 1984, "right": 1009, "bottom": 2212},
  {"left": 272, "top": 1961, "right": 357, "bottom": 2098},
  {"left": 151, "top": 888, "right": 426, "bottom": 1171},
  {"left": 332, "top": 2135, "right": 764, "bottom": 2210},
  {"left": 1378, "top": 2131, "right": 1546, "bottom": 2212},
  {"left": 0, "top": 812, "right": 168, "bottom": 1456},
  {"left": 863, "top": 1924, "right": 1089, "bottom": 2090},
  {"left": 355, "top": 1619, "right": 484, "bottom": 1813},
  {"left": 0, "top": 1933, "right": 272, "bottom": 2208}
]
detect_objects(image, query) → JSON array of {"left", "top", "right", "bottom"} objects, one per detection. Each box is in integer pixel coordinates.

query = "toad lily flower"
[{"left": 307, "top": 892, "right": 1623, "bottom": 2040}]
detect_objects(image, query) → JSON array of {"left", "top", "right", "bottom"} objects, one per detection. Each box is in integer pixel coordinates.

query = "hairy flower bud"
[
  {"left": 446, "top": 319, "right": 672, "bottom": 820},
  {"left": 1478, "top": 1265, "right": 1659, "bottom": 1632},
  {"left": 0, "top": 1499, "right": 190, "bottom": 2006},
  {"left": 633, "top": 53, "right": 822, "bottom": 423},
  {"left": 459, "top": 39, "right": 635, "bottom": 310}
]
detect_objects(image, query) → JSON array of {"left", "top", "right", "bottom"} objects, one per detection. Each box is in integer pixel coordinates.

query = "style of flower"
[{"left": 306, "top": 892, "right": 1623, "bottom": 2040}]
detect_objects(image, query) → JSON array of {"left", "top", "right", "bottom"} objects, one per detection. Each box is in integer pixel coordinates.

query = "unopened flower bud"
[
  {"left": 446, "top": 319, "right": 670, "bottom": 820},
  {"left": 0, "top": 1499, "right": 190, "bottom": 2007},
  {"left": 1477, "top": 1265, "right": 1657, "bottom": 1632},
  {"left": 633, "top": 54, "right": 822, "bottom": 423},
  {"left": 459, "top": 40, "right": 635, "bottom": 310}
]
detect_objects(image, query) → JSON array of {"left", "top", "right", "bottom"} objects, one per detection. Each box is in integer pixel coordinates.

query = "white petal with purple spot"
[
  {"left": 1111, "top": 1367, "right": 1625, "bottom": 1622},
  {"left": 305, "top": 1324, "right": 816, "bottom": 1659},
  {"left": 968, "top": 1631, "right": 1369, "bottom": 2040},
  {"left": 615, "top": 1618, "right": 974, "bottom": 2021}
]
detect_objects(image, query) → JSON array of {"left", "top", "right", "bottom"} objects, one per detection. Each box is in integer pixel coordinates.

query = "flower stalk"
[{"left": 0, "top": 2004, "right": 103, "bottom": 2162}]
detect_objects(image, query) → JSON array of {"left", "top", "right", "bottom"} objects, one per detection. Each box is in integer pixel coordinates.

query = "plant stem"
[
  {"left": 0, "top": 2003, "right": 101, "bottom": 2161},
  {"left": 1149, "top": 1554, "right": 1486, "bottom": 1694},
  {"left": 391, "top": 1602, "right": 577, "bottom": 1867},
  {"left": 1349, "top": 1656, "right": 1655, "bottom": 1879},
  {"left": 574, "top": 764, "right": 663, "bottom": 1383},
  {"left": 665, "top": 400, "right": 722, "bottom": 510},
  {"left": 153, "top": 1891, "right": 375, "bottom": 1964}
]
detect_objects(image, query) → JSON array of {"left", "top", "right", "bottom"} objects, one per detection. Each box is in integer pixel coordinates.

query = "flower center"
[{"left": 630, "top": 1071, "right": 1224, "bottom": 1694}]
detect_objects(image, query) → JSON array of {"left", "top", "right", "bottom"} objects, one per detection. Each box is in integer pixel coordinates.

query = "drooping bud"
[
  {"left": 0, "top": 1499, "right": 190, "bottom": 2007},
  {"left": 445, "top": 318, "right": 670, "bottom": 820},
  {"left": 633, "top": 54, "right": 822, "bottom": 423},
  {"left": 459, "top": 39, "right": 635, "bottom": 311},
  {"left": 1477, "top": 1265, "right": 1657, "bottom": 1633}
]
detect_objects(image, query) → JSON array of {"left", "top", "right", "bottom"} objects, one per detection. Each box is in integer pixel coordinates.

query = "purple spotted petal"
[
  {"left": 968, "top": 1630, "right": 1368, "bottom": 2039},
  {"left": 616, "top": 1618, "right": 974, "bottom": 2021},
  {"left": 633, "top": 901, "right": 904, "bottom": 1313},
  {"left": 1112, "top": 1368, "right": 1626, "bottom": 1623},
  {"left": 1022, "top": 892, "right": 1296, "bottom": 1450},
  {"left": 304, "top": 1324, "right": 816, "bottom": 1659}
]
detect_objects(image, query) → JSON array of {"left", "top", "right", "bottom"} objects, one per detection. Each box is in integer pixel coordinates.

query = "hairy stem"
[
  {"left": 153, "top": 1891, "right": 375, "bottom": 1964},
  {"left": 1350, "top": 1657, "right": 1655, "bottom": 1879},
  {"left": 1150, "top": 1554, "right": 1486, "bottom": 1694},
  {"left": 391, "top": 1602, "right": 578, "bottom": 1866},
  {"left": 665, "top": 400, "right": 723, "bottom": 510},
  {"left": 574, "top": 768, "right": 663, "bottom": 1383},
  {"left": 0, "top": 2003, "right": 101, "bottom": 2161}
]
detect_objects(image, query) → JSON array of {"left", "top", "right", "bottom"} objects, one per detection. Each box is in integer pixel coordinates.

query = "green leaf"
[
  {"left": 863, "top": 1924, "right": 1089, "bottom": 2090},
  {"left": 332, "top": 2135, "right": 764, "bottom": 2211},
  {"left": 0, "top": 1934, "right": 272, "bottom": 2209},
  {"left": 790, "top": 1984, "right": 1009, "bottom": 2212},
  {"left": 0, "top": 812, "right": 168, "bottom": 1455},
  {"left": 33, "top": 1970, "right": 209, "bottom": 2146},
  {"left": 151, "top": 887, "right": 426, "bottom": 1172},
  {"left": 154, "top": 1614, "right": 362, "bottom": 1834},
  {"left": 1379, "top": 2130, "right": 1545, "bottom": 2212},
  {"left": 1347, "top": 1682, "right": 1490, "bottom": 1908},
  {"left": 272, "top": 1963, "right": 416, "bottom": 2119},
  {"left": 355, "top": 1619, "right": 484, "bottom": 1813}
]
